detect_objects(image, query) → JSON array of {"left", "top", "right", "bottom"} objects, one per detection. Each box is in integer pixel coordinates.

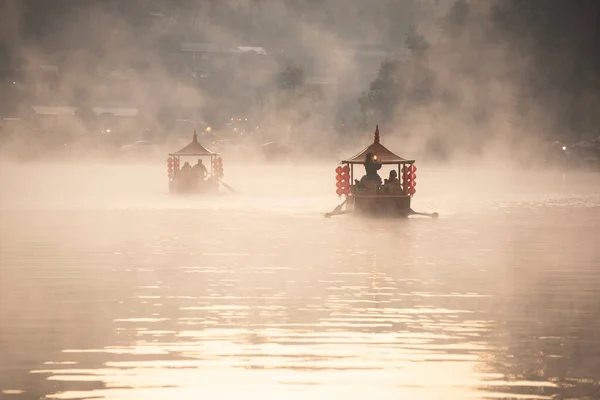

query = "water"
[{"left": 1, "top": 160, "right": 599, "bottom": 400}]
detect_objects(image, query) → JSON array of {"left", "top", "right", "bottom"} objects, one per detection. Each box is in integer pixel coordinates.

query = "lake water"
[{"left": 1, "top": 161, "right": 599, "bottom": 400}]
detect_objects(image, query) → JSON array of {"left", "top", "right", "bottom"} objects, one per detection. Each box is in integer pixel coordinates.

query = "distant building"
[
  {"left": 179, "top": 42, "right": 268, "bottom": 55},
  {"left": 31, "top": 105, "right": 76, "bottom": 116}
]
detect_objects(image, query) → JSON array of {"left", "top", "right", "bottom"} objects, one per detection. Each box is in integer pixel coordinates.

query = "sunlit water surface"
[{"left": 1, "top": 161, "right": 599, "bottom": 400}]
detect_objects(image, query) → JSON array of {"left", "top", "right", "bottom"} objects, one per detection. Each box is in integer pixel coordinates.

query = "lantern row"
[
  {"left": 402, "top": 164, "right": 417, "bottom": 195},
  {"left": 335, "top": 165, "right": 351, "bottom": 196},
  {"left": 213, "top": 157, "right": 224, "bottom": 179},
  {"left": 167, "top": 156, "right": 180, "bottom": 180}
]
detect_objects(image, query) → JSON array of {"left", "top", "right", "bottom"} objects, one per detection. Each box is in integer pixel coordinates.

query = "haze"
[{"left": 1, "top": 1, "right": 600, "bottom": 400}]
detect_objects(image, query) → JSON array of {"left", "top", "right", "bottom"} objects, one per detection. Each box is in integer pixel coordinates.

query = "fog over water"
[
  {"left": 2, "top": 0, "right": 600, "bottom": 398},
  {"left": 1, "top": 161, "right": 599, "bottom": 400}
]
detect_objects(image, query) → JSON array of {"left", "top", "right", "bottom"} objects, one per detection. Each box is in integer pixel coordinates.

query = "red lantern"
[
  {"left": 212, "top": 157, "right": 224, "bottom": 179},
  {"left": 409, "top": 165, "right": 417, "bottom": 173},
  {"left": 167, "top": 157, "right": 174, "bottom": 179},
  {"left": 342, "top": 186, "right": 350, "bottom": 195},
  {"left": 335, "top": 165, "right": 347, "bottom": 194},
  {"left": 342, "top": 165, "right": 350, "bottom": 173},
  {"left": 409, "top": 187, "right": 416, "bottom": 195}
]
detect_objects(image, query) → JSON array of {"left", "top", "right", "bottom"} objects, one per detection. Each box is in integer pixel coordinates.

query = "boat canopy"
[
  {"left": 169, "top": 131, "right": 216, "bottom": 157},
  {"left": 341, "top": 125, "right": 415, "bottom": 165}
]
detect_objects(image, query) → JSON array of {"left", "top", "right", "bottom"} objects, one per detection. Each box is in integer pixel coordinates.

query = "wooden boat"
[
  {"left": 328, "top": 125, "right": 434, "bottom": 218},
  {"left": 167, "top": 131, "right": 224, "bottom": 195}
]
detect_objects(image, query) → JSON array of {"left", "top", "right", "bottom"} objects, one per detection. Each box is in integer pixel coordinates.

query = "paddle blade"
[{"left": 219, "top": 181, "right": 236, "bottom": 193}]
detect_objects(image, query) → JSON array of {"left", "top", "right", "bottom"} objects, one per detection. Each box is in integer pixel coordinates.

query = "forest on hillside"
[{"left": 1, "top": 0, "right": 599, "bottom": 160}]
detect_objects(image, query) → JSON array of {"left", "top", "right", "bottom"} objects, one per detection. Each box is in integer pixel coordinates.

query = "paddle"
[
  {"left": 324, "top": 198, "right": 348, "bottom": 218},
  {"left": 409, "top": 209, "right": 439, "bottom": 218},
  {"left": 218, "top": 180, "right": 237, "bottom": 193},
  {"left": 206, "top": 172, "right": 236, "bottom": 193}
]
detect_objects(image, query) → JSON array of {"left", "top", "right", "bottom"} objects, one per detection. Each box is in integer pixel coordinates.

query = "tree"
[
  {"left": 276, "top": 63, "right": 305, "bottom": 91},
  {"left": 404, "top": 25, "right": 428, "bottom": 55},
  {"left": 359, "top": 57, "right": 403, "bottom": 129},
  {"left": 442, "top": 0, "right": 470, "bottom": 37},
  {"left": 358, "top": 23, "right": 433, "bottom": 130},
  {"left": 491, "top": 0, "right": 600, "bottom": 140}
]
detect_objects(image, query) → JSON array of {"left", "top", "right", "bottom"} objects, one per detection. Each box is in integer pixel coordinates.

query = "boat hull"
[
  {"left": 350, "top": 194, "right": 412, "bottom": 217},
  {"left": 169, "top": 180, "right": 219, "bottom": 195}
]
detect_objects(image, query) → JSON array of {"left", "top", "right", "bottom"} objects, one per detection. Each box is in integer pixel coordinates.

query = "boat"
[
  {"left": 327, "top": 125, "right": 437, "bottom": 218},
  {"left": 166, "top": 131, "right": 224, "bottom": 195}
]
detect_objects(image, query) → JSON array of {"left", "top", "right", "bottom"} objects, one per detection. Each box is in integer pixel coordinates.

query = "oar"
[
  {"left": 207, "top": 172, "right": 236, "bottom": 193},
  {"left": 218, "top": 180, "right": 236, "bottom": 193},
  {"left": 324, "top": 198, "right": 348, "bottom": 218},
  {"left": 409, "top": 208, "right": 439, "bottom": 218}
]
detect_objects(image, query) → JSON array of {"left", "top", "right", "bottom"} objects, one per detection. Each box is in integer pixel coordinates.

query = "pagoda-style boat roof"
[
  {"left": 342, "top": 125, "right": 414, "bottom": 165},
  {"left": 169, "top": 131, "right": 216, "bottom": 157}
]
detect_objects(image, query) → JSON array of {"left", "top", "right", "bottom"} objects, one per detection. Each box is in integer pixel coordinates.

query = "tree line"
[
  {"left": 2, "top": 0, "right": 598, "bottom": 155},
  {"left": 359, "top": 0, "right": 600, "bottom": 159}
]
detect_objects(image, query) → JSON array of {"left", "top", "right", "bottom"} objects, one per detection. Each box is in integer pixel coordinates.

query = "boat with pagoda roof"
[
  {"left": 166, "top": 131, "right": 225, "bottom": 195},
  {"left": 326, "top": 125, "right": 437, "bottom": 218}
]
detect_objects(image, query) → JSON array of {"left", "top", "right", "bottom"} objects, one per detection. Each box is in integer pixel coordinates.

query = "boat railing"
[{"left": 352, "top": 181, "right": 406, "bottom": 197}]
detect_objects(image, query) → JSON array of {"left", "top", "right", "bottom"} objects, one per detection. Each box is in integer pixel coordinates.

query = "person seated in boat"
[
  {"left": 179, "top": 161, "right": 193, "bottom": 188},
  {"left": 181, "top": 161, "right": 192, "bottom": 175},
  {"left": 192, "top": 158, "right": 208, "bottom": 181},
  {"left": 363, "top": 152, "right": 382, "bottom": 184},
  {"left": 388, "top": 170, "right": 399, "bottom": 184},
  {"left": 382, "top": 170, "right": 400, "bottom": 194}
]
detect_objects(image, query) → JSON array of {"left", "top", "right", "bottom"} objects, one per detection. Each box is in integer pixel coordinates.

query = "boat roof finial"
[
  {"left": 193, "top": 129, "right": 198, "bottom": 142},
  {"left": 374, "top": 125, "right": 380, "bottom": 144}
]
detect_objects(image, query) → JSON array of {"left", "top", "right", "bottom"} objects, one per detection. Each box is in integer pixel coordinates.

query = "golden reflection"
[{"left": 1, "top": 164, "right": 597, "bottom": 399}]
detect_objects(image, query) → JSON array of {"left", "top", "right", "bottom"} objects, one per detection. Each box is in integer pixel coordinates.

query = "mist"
[
  {"left": 0, "top": 0, "right": 414, "bottom": 162},
  {"left": 1, "top": 1, "right": 600, "bottom": 400},
  {"left": 1, "top": 0, "right": 599, "bottom": 167}
]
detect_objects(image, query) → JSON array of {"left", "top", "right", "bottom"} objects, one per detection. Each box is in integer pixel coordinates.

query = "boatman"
[
  {"left": 193, "top": 158, "right": 208, "bottom": 181},
  {"left": 363, "top": 152, "right": 382, "bottom": 184}
]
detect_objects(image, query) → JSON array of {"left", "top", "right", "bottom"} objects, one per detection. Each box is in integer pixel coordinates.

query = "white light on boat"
[{"left": 562, "top": 146, "right": 566, "bottom": 151}]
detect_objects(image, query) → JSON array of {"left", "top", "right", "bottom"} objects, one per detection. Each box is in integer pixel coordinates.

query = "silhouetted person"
[
  {"left": 179, "top": 161, "right": 193, "bottom": 188},
  {"left": 193, "top": 158, "right": 208, "bottom": 181},
  {"left": 181, "top": 161, "right": 192, "bottom": 173},
  {"left": 388, "top": 169, "right": 398, "bottom": 184},
  {"left": 382, "top": 169, "right": 401, "bottom": 194},
  {"left": 363, "top": 152, "right": 382, "bottom": 184}
]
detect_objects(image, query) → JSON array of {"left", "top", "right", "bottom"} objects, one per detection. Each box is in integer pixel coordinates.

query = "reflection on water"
[{"left": 0, "top": 163, "right": 599, "bottom": 399}]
